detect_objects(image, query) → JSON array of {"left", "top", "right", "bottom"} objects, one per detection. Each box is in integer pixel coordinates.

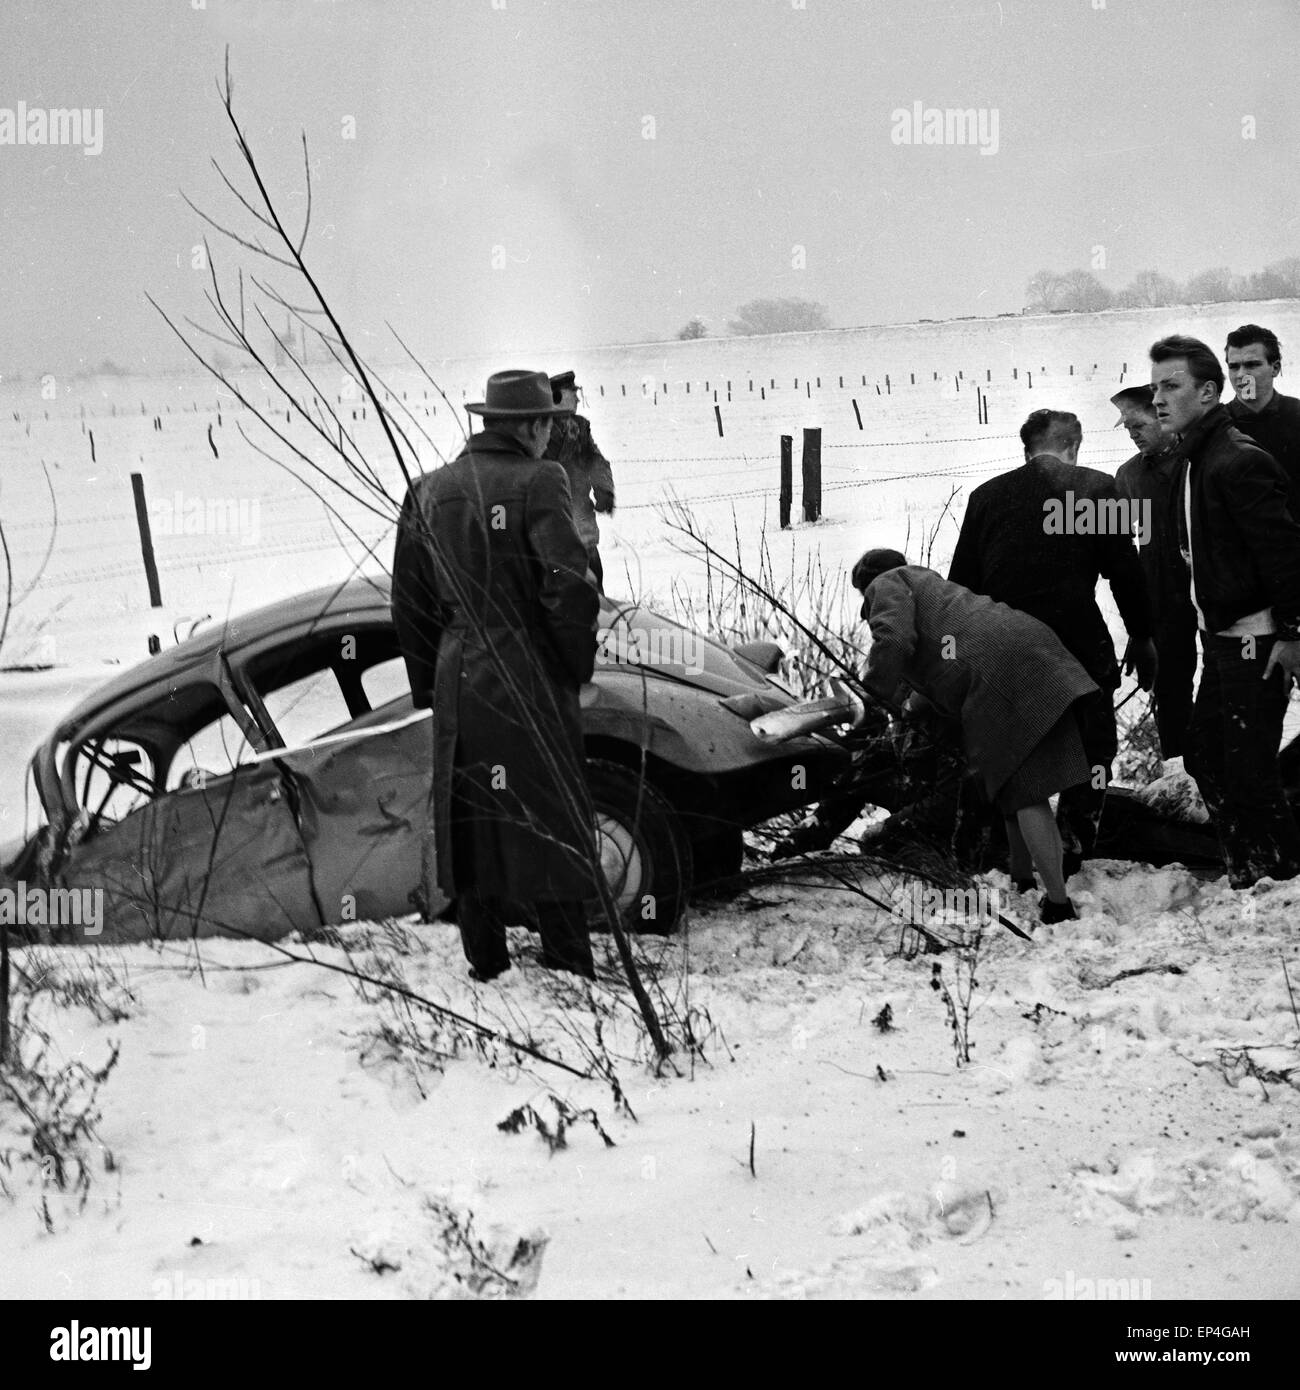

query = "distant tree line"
[
  {"left": 676, "top": 298, "right": 831, "bottom": 340},
  {"left": 1024, "top": 258, "right": 1300, "bottom": 314}
]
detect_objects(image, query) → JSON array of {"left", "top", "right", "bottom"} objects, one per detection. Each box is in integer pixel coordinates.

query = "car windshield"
[{"left": 67, "top": 679, "right": 255, "bottom": 826}]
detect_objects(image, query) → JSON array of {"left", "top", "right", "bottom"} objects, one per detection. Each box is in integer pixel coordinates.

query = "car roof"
[
  {"left": 47, "top": 573, "right": 772, "bottom": 748},
  {"left": 52, "top": 575, "right": 394, "bottom": 743}
]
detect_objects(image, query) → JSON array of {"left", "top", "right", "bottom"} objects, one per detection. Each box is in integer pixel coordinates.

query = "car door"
[
  {"left": 231, "top": 621, "right": 442, "bottom": 927},
  {"left": 61, "top": 757, "right": 321, "bottom": 943},
  {"left": 275, "top": 710, "right": 442, "bottom": 926},
  {"left": 50, "top": 673, "right": 321, "bottom": 943}
]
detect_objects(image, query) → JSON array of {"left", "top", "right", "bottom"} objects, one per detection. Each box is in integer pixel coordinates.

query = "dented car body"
[{"left": 4, "top": 578, "right": 847, "bottom": 942}]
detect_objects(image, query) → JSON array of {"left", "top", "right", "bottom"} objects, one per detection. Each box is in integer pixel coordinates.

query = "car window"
[
  {"left": 359, "top": 655, "right": 410, "bottom": 713},
  {"left": 165, "top": 711, "right": 259, "bottom": 790},
  {"left": 259, "top": 668, "right": 353, "bottom": 749},
  {"left": 73, "top": 737, "right": 156, "bottom": 827},
  {"left": 242, "top": 624, "right": 407, "bottom": 747}
]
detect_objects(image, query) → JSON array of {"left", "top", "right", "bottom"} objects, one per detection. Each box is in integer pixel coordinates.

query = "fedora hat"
[{"left": 465, "top": 369, "right": 573, "bottom": 418}]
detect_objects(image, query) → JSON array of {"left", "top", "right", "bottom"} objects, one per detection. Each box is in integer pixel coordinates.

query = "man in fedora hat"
[
  {"left": 545, "top": 371, "right": 616, "bottom": 592},
  {"left": 392, "top": 369, "right": 601, "bottom": 980}
]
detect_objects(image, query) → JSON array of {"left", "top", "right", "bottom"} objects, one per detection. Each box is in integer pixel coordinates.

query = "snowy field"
[{"left": 2, "top": 301, "right": 1299, "bottom": 1299}]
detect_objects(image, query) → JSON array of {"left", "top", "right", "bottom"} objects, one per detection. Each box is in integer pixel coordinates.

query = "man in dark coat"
[
  {"left": 948, "top": 409, "right": 1156, "bottom": 870},
  {"left": 1112, "top": 384, "right": 1198, "bottom": 759},
  {"left": 1224, "top": 324, "right": 1300, "bottom": 518},
  {"left": 546, "top": 371, "right": 616, "bottom": 592},
  {"left": 1151, "top": 334, "right": 1300, "bottom": 888},
  {"left": 392, "top": 369, "right": 601, "bottom": 980}
]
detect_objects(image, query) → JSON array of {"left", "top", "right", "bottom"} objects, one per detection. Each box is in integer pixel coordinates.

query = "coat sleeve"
[
  {"left": 582, "top": 419, "right": 615, "bottom": 501},
  {"left": 527, "top": 462, "right": 601, "bottom": 685},
  {"left": 1095, "top": 479, "right": 1153, "bottom": 640},
  {"left": 1113, "top": 457, "right": 1138, "bottom": 502},
  {"left": 391, "top": 483, "right": 444, "bottom": 709},
  {"left": 1221, "top": 444, "right": 1300, "bottom": 640},
  {"left": 862, "top": 570, "right": 919, "bottom": 708},
  {"left": 946, "top": 494, "right": 984, "bottom": 593}
]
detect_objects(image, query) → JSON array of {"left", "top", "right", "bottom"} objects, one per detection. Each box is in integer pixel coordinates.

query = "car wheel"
[{"left": 586, "top": 759, "right": 692, "bottom": 933}]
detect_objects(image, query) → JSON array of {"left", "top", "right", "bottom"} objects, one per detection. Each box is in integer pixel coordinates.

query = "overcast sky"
[{"left": 2, "top": 0, "right": 1297, "bottom": 376}]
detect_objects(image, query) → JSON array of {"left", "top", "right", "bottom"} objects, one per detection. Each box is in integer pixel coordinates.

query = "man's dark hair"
[
  {"left": 1225, "top": 323, "right": 1282, "bottom": 368},
  {"left": 1020, "top": 409, "right": 1082, "bottom": 457},
  {"left": 1149, "top": 335, "right": 1225, "bottom": 394},
  {"left": 1110, "top": 384, "right": 1157, "bottom": 414},
  {"left": 851, "top": 547, "right": 909, "bottom": 591}
]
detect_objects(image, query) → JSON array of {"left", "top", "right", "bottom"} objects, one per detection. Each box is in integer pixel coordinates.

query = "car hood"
[{"left": 595, "top": 599, "right": 778, "bottom": 697}]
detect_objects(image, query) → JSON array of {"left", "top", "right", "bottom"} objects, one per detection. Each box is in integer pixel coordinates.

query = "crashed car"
[
  {"left": 750, "top": 687, "right": 1289, "bottom": 877},
  {"left": 2, "top": 578, "right": 847, "bottom": 943}
]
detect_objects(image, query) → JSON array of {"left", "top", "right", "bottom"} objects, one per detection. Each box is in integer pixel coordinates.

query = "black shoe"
[
  {"left": 468, "top": 964, "right": 509, "bottom": 983},
  {"left": 1013, "top": 876, "right": 1035, "bottom": 894},
  {"left": 1040, "top": 896, "right": 1077, "bottom": 924}
]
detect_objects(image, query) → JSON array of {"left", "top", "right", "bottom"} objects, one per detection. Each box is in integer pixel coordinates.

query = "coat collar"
[
  {"left": 1177, "top": 403, "right": 1231, "bottom": 461},
  {"left": 1229, "top": 391, "right": 1282, "bottom": 421},
  {"left": 456, "top": 428, "right": 534, "bottom": 461}
]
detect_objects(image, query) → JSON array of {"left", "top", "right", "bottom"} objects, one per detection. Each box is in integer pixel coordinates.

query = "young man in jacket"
[
  {"left": 1224, "top": 324, "right": 1300, "bottom": 518},
  {"left": 392, "top": 369, "right": 601, "bottom": 979},
  {"left": 1112, "top": 384, "right": 1198, "bottom": 759},
  {"left": 1150, "top": 334, "right": 1300, "bottom": 888}
]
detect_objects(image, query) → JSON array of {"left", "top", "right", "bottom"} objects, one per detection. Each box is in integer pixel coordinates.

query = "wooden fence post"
[
  {"left": 801, "top": 428, "right": 821, "bottom": 523},
  {"left": 130, "top": 473, "right": 164, "bottom": 646},
  {"left": 779, "top": 435, "right": 793, "bottom": 529}
]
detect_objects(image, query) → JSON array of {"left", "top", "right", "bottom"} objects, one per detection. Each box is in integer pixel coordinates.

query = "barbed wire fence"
[{"left": 1, "top": 362, "right": 1139, "bottom": 605}]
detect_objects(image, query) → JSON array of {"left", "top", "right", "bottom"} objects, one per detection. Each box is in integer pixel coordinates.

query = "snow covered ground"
[
  {"left": 2, "top": 302, "right": 1299, "bottom": 1299},
  {"left": 2, "top": 859, "right": 1298, "bottom": 1301}
]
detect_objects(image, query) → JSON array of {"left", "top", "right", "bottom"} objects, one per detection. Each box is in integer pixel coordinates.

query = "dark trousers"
[
  {"left": 587, "top": 545, "right": 605, "bottom": 595},
  {"left": 1152, "top": 623, "right": 1199, "bottom": 760},
  {"left": 1056, "top": 686, "right": 1118, "bottom": 863},
  {"left": 1185, "top": 633, "right": 1300, "bottom": 888},
  {"left": 457, "top": 891, "right": 595, "bottom": 980}
]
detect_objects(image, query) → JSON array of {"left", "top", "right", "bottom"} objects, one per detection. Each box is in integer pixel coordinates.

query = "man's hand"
[
  {"left": 1123, "top": 636, "right": 1159, "bottom": 692},
  {"left": 594, "top": 488, "right": 615, "bottom": 516},
  {"left": 771, "top": 817, "right": 835, "bottom": 860},
  {"left": 1263, "top": 637, "right": 1300, "bottom": 688}
]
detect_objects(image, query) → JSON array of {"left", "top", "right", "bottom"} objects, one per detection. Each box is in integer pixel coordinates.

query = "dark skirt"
[{"left": 993, "top": 706, "right": 1091, "bottom": 814}]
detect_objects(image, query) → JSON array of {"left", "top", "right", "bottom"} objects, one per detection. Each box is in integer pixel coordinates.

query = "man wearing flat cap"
[
  {"left": 545, "top": 371, "right": 616, "bottom": 592},
  {"left": 392, "top": 369, "right": 601, "bottom": 981},
  {"left": 1112, "top": 383, "right": 1197, "bottom": 759}
]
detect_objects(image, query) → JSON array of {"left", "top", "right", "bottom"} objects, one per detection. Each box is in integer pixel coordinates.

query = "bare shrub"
[{"left": 0, "top": 958, "right": 121, "bottom": 1226}]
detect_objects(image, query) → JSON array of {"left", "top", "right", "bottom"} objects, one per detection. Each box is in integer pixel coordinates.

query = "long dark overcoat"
[
  {"left": 392, "top": 429, "right": 600, "bottom": 901},
  {"left": 947, "top": 455, "right": 1151, "bottom": 689},
  {"left": 861, "top": 566, "right": 1098, "bottom": 801}
]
